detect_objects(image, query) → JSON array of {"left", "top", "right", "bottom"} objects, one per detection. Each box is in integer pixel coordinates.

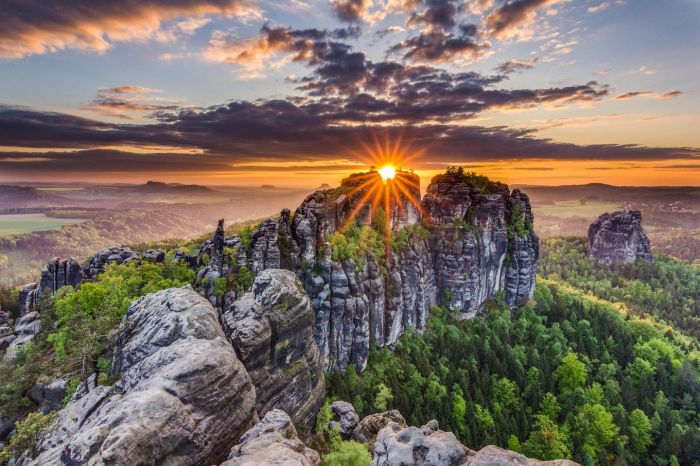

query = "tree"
[
  {"left": 373, "top": 383, "right": 393, "bottom": 412},
  {"left": 555, "top": 353, "right": 587, "bottom": 393},
  {"left": 522, "top": 414, "right": 570, "bottom": 460},
  {"left": 629, "top": 408, "right": 652, "bottom": 454}
]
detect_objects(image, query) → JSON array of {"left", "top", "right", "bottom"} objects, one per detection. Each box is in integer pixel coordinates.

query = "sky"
[{"left": 0, "top": 0, "right": 699, "bottom": 188}]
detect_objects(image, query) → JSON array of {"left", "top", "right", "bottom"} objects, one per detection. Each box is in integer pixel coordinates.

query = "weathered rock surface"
[
  {"left": 22, "top": 286, "right": 258, "bottom": 466},
  {"left": 3, "top": 311, "right": 40, "bottom": 360},
  {"left": 222, "top": 409, "right": 321, "bottom": 466},
  {"left": 26, "top": 379, "right": 66, "bottom": 415},
  {"left": 352, "top": 410, "right": 407, "bottom": 447},
  {"left": 83, "top": 246, "right": 140, "bottom": 278},
  {"left": 221, "top": 269, "right": 325, "bottom": 433},
  {"left": 329, "top": 400, "right": 360, "bottom": 438},
  {"left": 371, "top": 419, "right": 579, "bottom": 466},
  {"left": 588, "top": 210, "right": 652, "bottom": 264}
]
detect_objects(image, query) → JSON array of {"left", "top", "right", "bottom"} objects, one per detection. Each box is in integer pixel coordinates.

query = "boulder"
[
  {"left": 3, "top": 312, "right": 41, "bottom": 361},
  {"left": 21, "top": 286, "right": 258, "bottom": 466},
  {"left": 221, "top": 269, "right": 324, "bottom": 434},
  {"left": 84, "top": 246, "right": 140, "bottom": 278},
  {"left": 329, "top": 401, "right": 360, "bottom": 439},
  {"left": 588, "top": 210, "right": 652, "bottom": 264},
  {"left": 352, "top": 410, "right": 407, "bottom": 448},
  {"left": 371, "top": 420, "right": 580, "bottom": 466},
  {"left": 26, "top": 379, "right": 66, "bottom": 414},
  {"left": 143, "top": 249, "right": 166, "bottom": 263},
  {"left": 222, "top": 409, "right": 320, "bottom": 466}
]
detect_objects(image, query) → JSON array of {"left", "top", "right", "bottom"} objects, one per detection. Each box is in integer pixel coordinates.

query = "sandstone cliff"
[
  {"left": 196, "top": 169, "right": 538, "bottom": 372},
  {"left": 588, "top": 210, "right": 652, "bottom": 264}
]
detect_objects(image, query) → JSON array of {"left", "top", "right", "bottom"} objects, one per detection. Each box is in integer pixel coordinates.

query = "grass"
[
  {"left": 0, "top": 214, "right": 86, "bottom": 236},
  {"left": 532, "top": 201, "right": 622, "bottom": 219}
]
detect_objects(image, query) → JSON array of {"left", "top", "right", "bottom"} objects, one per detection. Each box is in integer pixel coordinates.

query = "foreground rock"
[
  {"left": 352, "top": 410, "right": 407, "bottom": 448},
  {"left": 372, "top": 419, "right": 579, "bottom": 466},
  {"left": 329, "top": 400, "right": 360, "bottom": 438},
  {"left": 588, "top": 210, "right": 652, "bottom": 264},
  {"left": 21, "top": 286, "right": 258, "bottom": 466},
  {"left": 221, "top": 269, "right": 325, "bottom": 433},
  {"left": 222, "top": 409, "right": 320, "bottom": 466}
]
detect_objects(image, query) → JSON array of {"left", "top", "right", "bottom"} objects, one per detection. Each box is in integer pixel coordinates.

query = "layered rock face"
[
  {"left": 588, "top": 210, "right": 652, "bottom": 264},
  {"left": 22, "top": 286, "right": 258, "bottom": 466},
  {"left": 203, "top": 170, "right": 538, "bottom": 372},
  {"left": 222, "top": 409, "right": 321, "bottom": 466},
  {"left": 221, "top": 269, "right": 325, "bottom": 433}
]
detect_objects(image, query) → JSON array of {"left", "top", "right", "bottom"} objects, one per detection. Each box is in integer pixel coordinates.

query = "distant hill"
[
  {"left": 515, "top": 183, "right": 700, "bottom": 204},
  {"left": 128, "top": 181, "right": 225, "bottom": 196},
  {"left": 0, "top": 185, "right": 71, "bottom": 209}
]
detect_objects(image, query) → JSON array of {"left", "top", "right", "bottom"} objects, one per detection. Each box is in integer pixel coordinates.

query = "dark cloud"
[
  {"left": 407, "top": 0, "right": 461, "bottom": 31},
  {"left": 330, "top": 0, "right": 369, "bottom": 22},
  {"left": 388, "top": 27, "right": 486, "bottom": 63},
  {"left": 615, "top": 91, "right": 652, "bottom": 100},
  {"left": 0, "top": 0, "right": 253, "bottom": 58},
  {"left": 494, "top": 58, "right": 538, "bottom": 74},
  {"left": 485, "top": 0, "right": 565, "bottom": 39}
]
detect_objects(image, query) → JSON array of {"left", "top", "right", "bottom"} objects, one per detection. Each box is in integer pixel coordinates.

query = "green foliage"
[
  {"left": 391, "top": 223, "right": 430, "bottom": 252},
  {"left": 316, "top": 398, "right": 334, "bottom": 434},
  {"left": 327, "top": 278, "right": 700, "bottom": 465},
  {"left": 47, "top": 260, "right": 193, "bottom": 376},
  {"left": 0, "top": 411, "right": 57, "bottom": 462},
  {"left": 323, "top": 428, "right": 372, "bottom": 466},
  {"left": 328, "top": 223, "right": 384, "bottom": 269},
  {"left": 445, "top": 167, "right": 503, "bottom": 194},
  {"left": 238, "top": 223, "right": 258, "bottom": 252},
  {"left": 234, "top": 265, "right": 254, "bottom": 292},
  {"left": 373, "top": 383, "right": 393, "bottom": 412},
  {"left": 213, "top": 277, "right": 227, "bottom": 297},
  {"left": 507, "top": 204, "right": 531, "bottom": 239},
  {"left": 539, "top": 237, "right": 700, "bottom": 341}
]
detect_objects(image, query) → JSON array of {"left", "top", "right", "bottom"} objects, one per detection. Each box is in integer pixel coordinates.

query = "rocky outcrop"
[
  {"left": 83, "top": 246, "right": 141, "bottom": 278},
  {"left": 199, "top": 170, "right": 538, "bottom": 372},
  {"left": 26, "top": 379, "right": 66, "bottom": 414},
  {"left": 371, "top": 419, "right": 579, "bottom": 466},
  {"left": 588, "top": 210, "right": 652, "bottom": 264},
  {"left": 329, "top": 400, "right": 360, "bottom": 438},
  {"left": 3, "top": 311, "right": 40, "bottom": 360},
  {"left": 221, "top": 269, "right": 325, "bottom": 433},
  {"left": 22, "top": 286, "right": 258, "bottom": 466},
  {"left": 352, "top": 410, "right": 407, "bottom": 448},
  {"left": 222, "top": 409, "right": 321, "bottom": 466}
]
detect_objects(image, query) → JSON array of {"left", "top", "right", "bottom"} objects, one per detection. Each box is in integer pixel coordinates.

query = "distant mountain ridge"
[{"left": 0, "top": 185, "right": 71, "bottom": 209}]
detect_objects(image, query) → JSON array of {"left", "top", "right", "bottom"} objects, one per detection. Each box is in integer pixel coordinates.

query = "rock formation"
[
  {"left": 372, "top": 419, "right": 579, "bottom": 466},
  {"left": 21, "top": 286, "right": 258, "bottom": 466},
  {"left": 197, "top": 169, "right": 538, "bottom": 372},
  {"left": 83, "top": 246, "right": 141, "bottom": 278},
  {"left": 222, "top": 409, "right": 321, "bottom": 466},
  {"left": 221, "top": 269, "right": 325, "bottom": 433},
  {"left": 352, "top": 410, "right": 407, "bottom": 448},
  {"left": 588, "top": 210, "right": 652, "bottom": 264},
  {"left": 329, "top": 400, "right": 360, "bottom": 438}
]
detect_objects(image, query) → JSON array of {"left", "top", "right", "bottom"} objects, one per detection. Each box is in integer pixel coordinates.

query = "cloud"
[
  {"left": 494, "top": 57, "right": 538, "bottom": 74},
  {"left": 388, "top": 26, "right": 488, "bottom": 63},
  {"left": 0, "top": 0, "right": 257, "bottom": 59},
  {"left": 615, "top": 90, "right": 684, "bottom": 101},
  {"left": 407, "top": 0, "right": 461, "bottom": 31},
  {"left": 587, "top": 2, "right": 610, "bottom": 13},
  {"left": 485, "top": 0, "right": 567, "bottom": 40},
  {"left": 630, "top": 66, "right": 656, "bottom": 76},
  {"left": 331, "top": 0, "right": 370, "bottom": 21},
  {"left": 81, "top": 86, "right": 181, "bottom": 120}
]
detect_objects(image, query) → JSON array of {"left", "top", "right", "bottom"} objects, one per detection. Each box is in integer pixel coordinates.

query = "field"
[
  {"left": 532, "top": 200, "right": 622, "bottom": 219},
  {"left": 0, "top": 214, "right": 85, "bottom": 236}
]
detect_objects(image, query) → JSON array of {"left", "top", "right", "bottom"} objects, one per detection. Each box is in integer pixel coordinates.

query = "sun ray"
[{"left": 340, "top": 180, "right": 383, "bottom": 231}]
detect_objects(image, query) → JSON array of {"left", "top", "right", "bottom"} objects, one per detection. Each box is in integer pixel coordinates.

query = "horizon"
[{"left": 1, "top": 1, "right": 699, "bottom": 186}]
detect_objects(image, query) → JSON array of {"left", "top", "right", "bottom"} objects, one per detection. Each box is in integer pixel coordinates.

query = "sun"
[{"left": 378, "top": 165, "right": 397, "bottom": 182}]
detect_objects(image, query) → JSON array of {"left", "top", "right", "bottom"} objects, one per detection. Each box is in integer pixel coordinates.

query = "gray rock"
[
  {"left": 588, "top": 210, "right": 652, "bottom": 264},
  {"left": 329, "top": 401, "right": 360, "bottom": 439},
  {"left": 22, "top": 286, "right": 258, "bottom": 466},
  {"left": 221, "top": 270, "right": 324, "bottom": 434},
  {"left": 466, "top": 445, "right": 579, "bottom": 465},
  {"left": 371, "top": 421, "right": 471, "bottom": 466},
  {"left": 26, "top": 379, "right": 66, "bottom": 414},
  {"left": 371, "top": 420, "right": 579, "bottom": 466},
  {"left": 4, "top": 312, "right": 41, "bottom": 361},
  {"left": 143, "top": 249, "right": 166, "bottom": 263},
  {"left": 84, "top": 246, "right": 140, "bottom": 278},
  {"left": 222, "top": 409, "right": 320, "bottom": 466},
  {"left": 352, "top": 410, "right": 407, "bottom": 447}
]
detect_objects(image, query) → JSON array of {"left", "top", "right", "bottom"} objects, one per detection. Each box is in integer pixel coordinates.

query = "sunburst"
[{"left": 339, "top": 132, "right": 427, "bottom": 245}]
